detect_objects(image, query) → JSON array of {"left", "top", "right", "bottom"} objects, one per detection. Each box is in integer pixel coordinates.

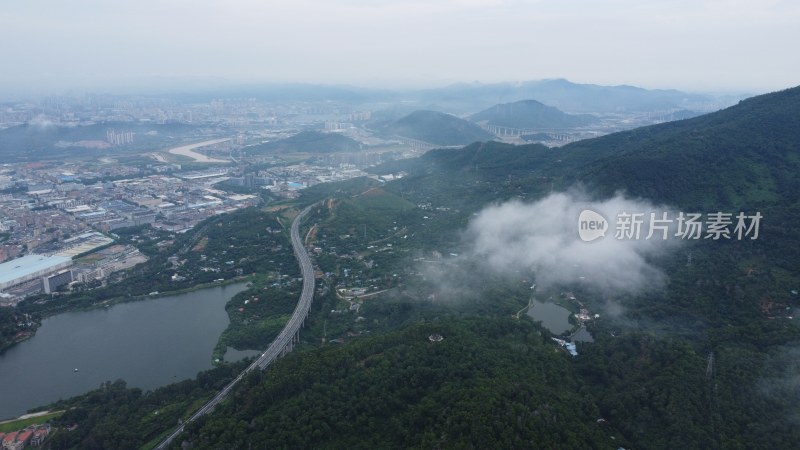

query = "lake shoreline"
[
  {"left": 0, "top": 277, "right": 251, "bottom": 355},
  {"left": 0, "top": 281, "right": 250, "bottom": 420}
]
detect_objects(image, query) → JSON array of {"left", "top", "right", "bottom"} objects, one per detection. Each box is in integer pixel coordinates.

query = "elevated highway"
[{"left": 155, "top": 205, "right": 316, "bottom": 449}]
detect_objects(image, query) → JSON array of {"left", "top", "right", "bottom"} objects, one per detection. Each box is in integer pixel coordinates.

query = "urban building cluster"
[
  {"left": 0, "top": 160, "right": 265, "bottom": 303},
  {"left": 0, "top": 148, "right": 393, "bottom": 304},
  {"left": 0, "top": 94, "right": 375, "bottom": 130},
  {"left": 0, "top": 423, "right": 50, "bottom": 449},
  {"left": 0, "top": 94, "right": 417, "bottom": 306}
]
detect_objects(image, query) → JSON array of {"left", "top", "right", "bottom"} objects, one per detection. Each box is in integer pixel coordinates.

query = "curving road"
[{"left": 155, "top": 205, "right": 316, "bottom": 449}]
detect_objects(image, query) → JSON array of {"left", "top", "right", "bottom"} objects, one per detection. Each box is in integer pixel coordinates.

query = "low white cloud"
[{"left": 462, "top": 190, "right": 679, "bottom": 294}]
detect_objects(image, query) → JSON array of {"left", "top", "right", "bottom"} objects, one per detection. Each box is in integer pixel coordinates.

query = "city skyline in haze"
[{"left": 1, "top": 0, "right": 798, "bottom": 96}]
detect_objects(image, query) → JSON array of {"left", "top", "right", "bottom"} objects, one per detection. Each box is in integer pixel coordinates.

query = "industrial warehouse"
[{"left": 0, "top": 254, "right": 74, "bottom": 301}]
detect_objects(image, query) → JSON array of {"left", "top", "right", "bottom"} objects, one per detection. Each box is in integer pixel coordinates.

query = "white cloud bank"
[{"left": 462, "top": 191, "right": 680, "bottom": 294}]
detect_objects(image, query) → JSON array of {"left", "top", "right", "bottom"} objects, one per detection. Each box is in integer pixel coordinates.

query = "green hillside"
[
  {"left": 554, "top": 86, "right": 800, "bottom": 207},
  {"left": 246, "top": 131, "right": 362, "bottom": 154},
  {"left": 470, "top": 99, "right": 598, "bottom": 129},
  {"left": 175, "top": 319, "right": 645, "bottom": 449},
  {"left": 383, "top": 110, "right": 493, "bottom": 146},
  {"left": 174, "top": 316, "right": 799, "bottom": 450},
  {"left": 380, "top": 86, "right": 800, "bottom": 211},
  {"left": 170, "top": 85, "right": 800, "bottom": 450},
  {"left": 25, "top": 86, "right": 800, "bottom": 450},
  {"left": 376, "top": 86, "right": 800, "bottom": 297}
]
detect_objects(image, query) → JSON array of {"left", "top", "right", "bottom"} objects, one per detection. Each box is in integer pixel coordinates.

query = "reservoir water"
[
  {"left": 526, "top": 298, "right": 573, "bottom": 335},
  {"left": 0, "top": 282, "right": 248, "bottom": 420}
]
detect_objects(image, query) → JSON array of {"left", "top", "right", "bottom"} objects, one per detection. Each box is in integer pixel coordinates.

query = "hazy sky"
[{"left": 2, "top": 0, "right": 798, "bottom": 94}]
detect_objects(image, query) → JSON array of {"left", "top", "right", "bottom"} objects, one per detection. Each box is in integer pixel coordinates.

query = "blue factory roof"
[{"left": 0, "top": 254, "right": 72, "bottom": 285}]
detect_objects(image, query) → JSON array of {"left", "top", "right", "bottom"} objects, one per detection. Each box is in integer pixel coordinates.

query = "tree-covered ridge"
[
  {"left": 0, "top": 307, "right": 36, "bottom": 353},
  {"left": 383, "top": 110, "right": 494, "bottom": 146},
  {"left": 558, "top": 85, "right": 800, "bottom": 209},
  {"left": 169, "top": 317, "right": 800, "bottom": 450},
  {"left": 245, "top": 131, "right": 363, "bottom": 154},
  {"left": 380, "top": 85, "right": 800, "bottom": 210},
  {"left": 41, "top": 362, "right": 249, "bottom": 450},
  {"left": 470, "top": 99, "right": 598, "bottom": 129},
  {"left": 373, "top": 86, "right": 800, "bottom": 283},
  {"left": 176, "top": 319, "right": 612, "bottom": 449},
  {"left": 28, "top": 313, "right": 800, "bottom": 449}
]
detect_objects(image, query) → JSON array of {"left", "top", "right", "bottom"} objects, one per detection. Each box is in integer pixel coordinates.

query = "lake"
[
  {"left": 0, "top": 282, "right": 249, "bottom": 420},
  {"left": 526, "top": 298, "right": 596, "bottom": 343},
  {"left": 526, "top": 298, "right": 573, "bottom": 335}
]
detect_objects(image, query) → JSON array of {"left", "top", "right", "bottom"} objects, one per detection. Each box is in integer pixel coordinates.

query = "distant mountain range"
[
  {"left": 382, "top": 110, "right": 493, "bottom": 146},
  {"left": 470, "top": 99, "right": 598, "bottom": 129},
  {"left": 245, "top": 131, "right": 362, "bottom": 154},
  {"left": 130, "top": 78, "right": 744, "bottom": 115},
  {"left": 407, "top": 78, "right": 734, "bottom": 114}
]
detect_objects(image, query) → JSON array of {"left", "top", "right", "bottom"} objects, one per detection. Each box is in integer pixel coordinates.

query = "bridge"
[
  {"left": 154, "top": 205, "right": 316, "bottom": 449},
  {"left": 482, "top": 124, "right": 590, "bottom": 142}
]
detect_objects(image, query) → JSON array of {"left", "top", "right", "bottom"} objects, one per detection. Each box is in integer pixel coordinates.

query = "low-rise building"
[
  {"left": 30, "top": 426, "right": 50, "bottom": 446},
  {"left": 2, "top": 431, "right": 19, "bottom": 450},
  {"left": 14, "top": 430, "right": 31, "bottom": 448}
]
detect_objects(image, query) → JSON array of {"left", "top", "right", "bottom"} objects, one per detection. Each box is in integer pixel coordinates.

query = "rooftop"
[
  {"left": 16, "top": 430, "right": 32, "bottom": 440},
  {"left": 0, "top": 254, "right": 72, "bottom": 285}
]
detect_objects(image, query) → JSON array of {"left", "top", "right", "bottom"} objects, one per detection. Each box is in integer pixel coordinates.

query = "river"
[{"left": 0, "top": 282, "right": 249, "bottom": 420}]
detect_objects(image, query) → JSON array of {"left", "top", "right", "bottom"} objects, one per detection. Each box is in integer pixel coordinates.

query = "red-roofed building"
[
  {"left": 14, "top": 430, "right": 32, "bottom": 448},
  {"left": 2, "top": 431, "right": 19, "bottom": 450}
]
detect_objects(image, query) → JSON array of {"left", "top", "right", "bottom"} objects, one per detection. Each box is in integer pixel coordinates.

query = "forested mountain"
[
  {"left": 548, "top": 86, "right": 800, "bottom": 204},
  {"left": 377, "top": 85, "right": 800, "bottom": 292},
  {"left": 167, "top": 86, "right": 800, "bottom": 449},
  {"left": 175, "top": 319, "right": 706, "bottom": 449},
  {"left": 382, "top": 110, "right": 494, "bottom": 146},
  {"left": 470, "top": 99, "right": 598, "bottom": 129},
  {"left": 34, "top": 86, "right": 800, "bottom": 449},
  {"left": 173, "top": 317, "right": 799, "bottom": 450},
  {"left": 381, "top": 86, "right": 800, "bottom": 210}
]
